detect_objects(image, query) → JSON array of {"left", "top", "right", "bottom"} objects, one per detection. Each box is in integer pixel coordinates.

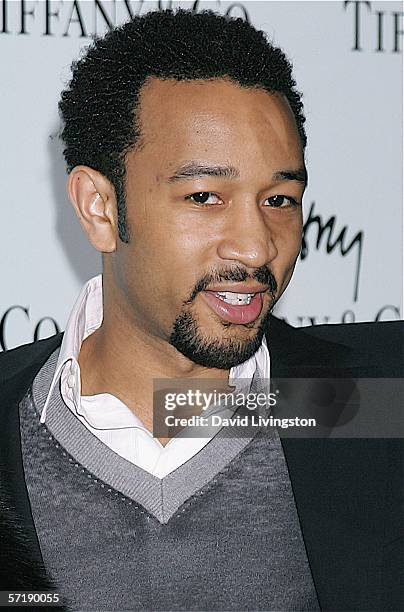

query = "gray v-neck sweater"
[{"left": 20, "top": 350, "right": 320, "bottom": 611}]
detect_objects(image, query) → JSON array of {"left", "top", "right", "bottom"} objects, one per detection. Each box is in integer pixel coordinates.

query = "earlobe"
[{"left": 67, "top": 166, "right": 117, "bottom": 253}]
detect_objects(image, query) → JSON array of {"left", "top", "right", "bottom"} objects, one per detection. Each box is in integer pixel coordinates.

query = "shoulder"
[
  {"left": 301, "top": 320, "right": 404, "bottom": 376},
  {"left": 0, "top": 333, "right": 63, "bottom": 386},
  {"left": 0, "top": 333, "right": 63, "bottom": 428},
  {"left": 268, "top": 316, "right": 403, "bottom": 376},
  {"left": 301, "top": 319, "right": 403, "bottom": 347}
]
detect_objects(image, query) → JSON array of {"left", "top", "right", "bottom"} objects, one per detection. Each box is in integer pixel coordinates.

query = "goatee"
[{"left": 169, "top": 266, "right": 277, "bottom": 369}]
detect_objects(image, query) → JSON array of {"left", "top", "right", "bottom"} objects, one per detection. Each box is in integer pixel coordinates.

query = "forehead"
[{"left": 131, "top": 77, "right": 303, "bottom": 174}]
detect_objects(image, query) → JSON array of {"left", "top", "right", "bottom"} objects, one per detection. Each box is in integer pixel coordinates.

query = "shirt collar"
[
  {"left": 41, "top": 275, "right": 103, "bottom": 423},
  {"left": 41, "top": 274, "right": 270, "bottom": 425}
]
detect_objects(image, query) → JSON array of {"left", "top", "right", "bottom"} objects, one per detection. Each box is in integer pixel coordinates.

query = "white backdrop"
[{"left": 1, "top": 0, "right": 403, "bottom": 351}]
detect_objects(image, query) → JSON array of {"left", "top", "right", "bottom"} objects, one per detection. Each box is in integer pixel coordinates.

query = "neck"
[{"left": 78, "top": 299, "right": 229, "bottom": 436}]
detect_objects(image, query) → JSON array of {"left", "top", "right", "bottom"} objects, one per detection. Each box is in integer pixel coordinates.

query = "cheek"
[
  {"left": 125, "top": 220, "right": 208, "bottom": 310},
  {"left": 270, "top": 208, "right": 302, "bottom": 241},
  {"left": 271, "top": 216, "right": 302, "bottom": 274}
]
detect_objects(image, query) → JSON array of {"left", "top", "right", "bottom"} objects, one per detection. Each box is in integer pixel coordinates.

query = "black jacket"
[{"left": 0, "top": 316, "right": 403, "bottom": 611}]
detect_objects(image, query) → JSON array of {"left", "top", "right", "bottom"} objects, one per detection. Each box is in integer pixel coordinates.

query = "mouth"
[{"left": 199, "top": 289, "right": 265, "bottom": 325}]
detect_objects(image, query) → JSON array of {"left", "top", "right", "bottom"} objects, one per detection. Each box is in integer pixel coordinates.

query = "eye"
[
  {"left": 263, "top": 195, "right": 299, "bottom": 208},
  {"left": 186, "top": 192, "right": 222, "bottom": 206}
]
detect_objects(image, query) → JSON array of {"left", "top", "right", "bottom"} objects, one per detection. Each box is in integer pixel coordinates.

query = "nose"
[{"left": 216, "top": 198, "right": 277, "bottom": 269}]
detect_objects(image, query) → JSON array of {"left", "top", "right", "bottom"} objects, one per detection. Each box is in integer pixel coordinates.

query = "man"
[{"left": 0, "top": 8, "right": 402, "bottom": 611}]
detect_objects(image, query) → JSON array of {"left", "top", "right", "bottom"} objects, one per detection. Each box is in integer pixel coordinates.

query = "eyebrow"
[
  {"left": 272, "top": 167, "right": 308, "bottom": 186},
  {"left": 167, "top": 163, "right": 239, "bottom": 183},
  {"left": 167, "top": 162, "right": 308, "bottom": 187}
]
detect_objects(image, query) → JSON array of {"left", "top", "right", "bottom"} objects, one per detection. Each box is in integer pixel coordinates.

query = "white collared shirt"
[{"left": 40, "top": 275, "right": 270, "bottom": 478}]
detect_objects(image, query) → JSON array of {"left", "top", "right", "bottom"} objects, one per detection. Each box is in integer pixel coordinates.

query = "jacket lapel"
[
  {"left": 266, "top": 317, "right": 392, "bottom": 610},
  {"left": 0, "top": 334, "right": 64, "bottom": 592}
]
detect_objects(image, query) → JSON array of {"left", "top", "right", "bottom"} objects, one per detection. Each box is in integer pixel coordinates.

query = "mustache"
[{"left": 185, "top": 266, "right": 278, "bottom": 304}]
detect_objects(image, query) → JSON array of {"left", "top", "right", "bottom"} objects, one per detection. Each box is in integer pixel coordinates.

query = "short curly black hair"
[{"left": 59, "top": 8, "right": 306, "bottom": 243}]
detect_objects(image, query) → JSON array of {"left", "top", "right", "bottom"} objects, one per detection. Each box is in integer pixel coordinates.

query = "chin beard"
[{"left": 169, "top": 307, "right": 272, "bottom": 370}]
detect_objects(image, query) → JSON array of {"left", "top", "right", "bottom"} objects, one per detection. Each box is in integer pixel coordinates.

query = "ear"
[{"left": 67, "top": 166, "right": 117, "bottom": 253}]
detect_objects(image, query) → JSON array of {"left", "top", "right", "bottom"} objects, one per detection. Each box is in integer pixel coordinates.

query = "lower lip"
[{"left": 200, "top": 291, "right": 263, "bottom": 325}]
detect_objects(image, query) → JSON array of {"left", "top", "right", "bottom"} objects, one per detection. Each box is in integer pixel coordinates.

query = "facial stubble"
[
  {"left": 169, "top": 303, "right": 274, "bottom": 369},
  {"left": 168, "top": 269, "right": 276, "bottom": 370}
]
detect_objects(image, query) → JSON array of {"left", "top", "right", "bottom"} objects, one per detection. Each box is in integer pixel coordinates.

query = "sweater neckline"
[{"left": 31, "top": 349, "right": 275, "bottom": 524}]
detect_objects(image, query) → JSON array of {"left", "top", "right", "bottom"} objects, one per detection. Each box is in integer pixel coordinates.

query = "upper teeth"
[{"left": 216, "top": 292, "right": 255, "bottom": 305}]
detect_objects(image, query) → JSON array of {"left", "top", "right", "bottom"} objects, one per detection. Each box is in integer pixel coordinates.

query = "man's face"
[{"left": 111, "top": 78, "right": 305, "bottom": 369}]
